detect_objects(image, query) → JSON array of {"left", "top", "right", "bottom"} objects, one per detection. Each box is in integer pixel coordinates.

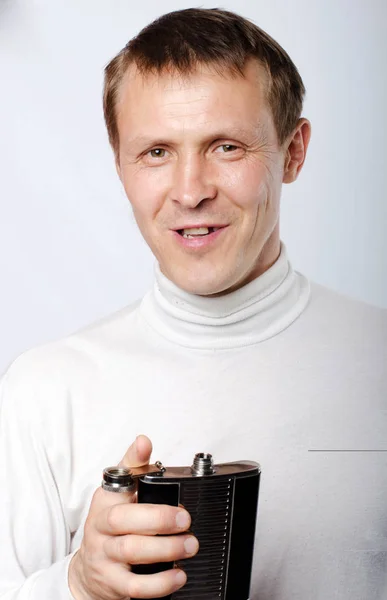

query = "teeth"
[
  {"left": 183, "top": 227, "right": 209, "bottom": 235},
  {"left": 180, "top": 226, "right": 221, "bottom": 239}
]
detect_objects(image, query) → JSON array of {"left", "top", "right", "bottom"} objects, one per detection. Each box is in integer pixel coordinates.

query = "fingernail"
[
  {"left": 184, "top": 536, "right": 198, "bottom": 555},
  {"left": 176, "top": 510, "right": 190, "bottom": 529},
  {"left": 175, "top": 570, "right": 186, "bottom": 587}
]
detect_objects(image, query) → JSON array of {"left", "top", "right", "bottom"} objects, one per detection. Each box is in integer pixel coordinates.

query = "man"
[{"left": 0, "top": 7, "right": 386, "bottom": 600}]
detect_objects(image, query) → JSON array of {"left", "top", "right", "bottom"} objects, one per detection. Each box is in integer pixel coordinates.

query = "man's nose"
[{"left": 169, "top": 154, "right": 217, "bottom": 208}]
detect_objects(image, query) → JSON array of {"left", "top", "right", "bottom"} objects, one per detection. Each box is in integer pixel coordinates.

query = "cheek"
[
  {"left": 122, "top": 170, "right": 165, "bottom": 224},
  {"left": 234, "top": 179, "right": 269, "bottom": 216},
  {"left": 224, "top": 161, "right": 272, "bottom": 208}
]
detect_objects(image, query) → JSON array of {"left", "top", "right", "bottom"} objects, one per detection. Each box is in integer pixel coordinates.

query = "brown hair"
[{"left": 103, "top": 8, "right": 306, "bottom": 157}]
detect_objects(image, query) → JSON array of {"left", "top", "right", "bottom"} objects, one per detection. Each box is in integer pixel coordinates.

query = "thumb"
[
  {"left": 89, "top": 436, "right": 154, "bottom": 518},
  {"left": 118, "top": 434, "right": 153, "bottom": 469}
]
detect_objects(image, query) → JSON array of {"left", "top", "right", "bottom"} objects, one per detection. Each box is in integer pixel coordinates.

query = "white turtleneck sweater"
[{"left": 1, "top": 245, "right": 386, "bottom": 600}]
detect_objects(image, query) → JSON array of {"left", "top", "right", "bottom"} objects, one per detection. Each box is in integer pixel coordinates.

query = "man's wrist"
[{"left": 68, "top": 550, "right": 91, "bottom": 600}]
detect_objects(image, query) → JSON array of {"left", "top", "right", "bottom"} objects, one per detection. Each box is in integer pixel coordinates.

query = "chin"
[{"left": 167, "top": 265, "right": 235, "bottom": 297}]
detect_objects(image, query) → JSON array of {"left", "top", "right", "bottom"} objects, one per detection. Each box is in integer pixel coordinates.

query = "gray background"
[{"left": 0, "top": 0, "right": 386, "bottom": 374}]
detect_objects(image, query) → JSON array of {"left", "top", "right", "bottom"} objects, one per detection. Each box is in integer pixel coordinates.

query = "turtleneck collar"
[{"left": 139, "top": 242, "right": 310, "bottom": 349}]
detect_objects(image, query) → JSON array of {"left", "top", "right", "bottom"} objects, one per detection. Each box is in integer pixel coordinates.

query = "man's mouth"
[{"left": 177, "top": 226, "right": 221, "bottom": 239}]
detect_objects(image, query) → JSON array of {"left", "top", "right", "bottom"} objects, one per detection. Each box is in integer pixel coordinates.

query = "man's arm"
[
  {"left": 0, "top": 357, "right": 197, "bottom": 600},
  {"left": 0, "top": 357, "right": 76, "bottom": 599}
]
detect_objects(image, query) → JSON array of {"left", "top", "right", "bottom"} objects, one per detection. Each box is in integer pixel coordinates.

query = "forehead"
[{"left": 115, "top": 59, "right": 273, "bottom": 137}]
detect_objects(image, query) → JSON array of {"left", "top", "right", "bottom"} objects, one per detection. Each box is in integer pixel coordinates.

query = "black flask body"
[{"left": 132, "top": 460, "right": 260, "bottom": 600}]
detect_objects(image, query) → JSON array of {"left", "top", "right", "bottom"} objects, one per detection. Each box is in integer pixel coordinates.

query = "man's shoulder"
[
  {"left": 1, "top": 299, "right": 142, "bottom": 392},
  {"left": 305, "top": 279, "right": 387, "bottom": 339},
  {"left": 308, "top": 280, "right": 386, "bottom": 317}
]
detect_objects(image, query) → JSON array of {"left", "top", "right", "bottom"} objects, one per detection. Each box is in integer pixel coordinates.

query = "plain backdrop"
[{"left": 0, "top": 0, "right": 386, "bottom": 374}]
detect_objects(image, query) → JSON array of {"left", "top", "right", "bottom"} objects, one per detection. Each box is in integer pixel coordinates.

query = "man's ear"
[{"left": 282, "top": 118, "right": 312, "bottom": 183}]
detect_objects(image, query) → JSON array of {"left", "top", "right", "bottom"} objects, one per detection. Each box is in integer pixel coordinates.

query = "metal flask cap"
[
  {"left": 191, "top": 452, "right": 215, "bottom": 475},
  {"left": 102, "top": 466, "right": 135, "bottom": 493}
]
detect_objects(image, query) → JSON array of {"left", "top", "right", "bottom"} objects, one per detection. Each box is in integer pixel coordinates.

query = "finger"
[
  {"left": 96, "top": 502, "right": 191, "bottom": 536},
  {"left": 104, "top": 532, "right": 199, "bottom": 564},
  {"left": 118, "top": 434, "right": 153, "bottom": 469},
  {"left": 86, "top": 484, "right": 136, "bottom": 526},
  {"left": 104, "top": 563, "right": 187, "bottom": 599},
  {"left": 88, "top": 436, "right": 153, "bottom": 519}
]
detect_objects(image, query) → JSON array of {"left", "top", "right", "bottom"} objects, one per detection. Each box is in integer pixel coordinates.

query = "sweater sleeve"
[{"left": 0, "top": 356, "right": 77, "bottom": 599}]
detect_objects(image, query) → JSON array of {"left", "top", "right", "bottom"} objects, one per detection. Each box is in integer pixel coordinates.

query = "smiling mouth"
[{"left": 176, "top": 226, "right": 222, "bottom": 239}]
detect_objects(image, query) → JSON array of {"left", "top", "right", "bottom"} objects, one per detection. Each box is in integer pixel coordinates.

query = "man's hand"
[{"left": 68, "top": 435, "right": 199, "bottom": 599}]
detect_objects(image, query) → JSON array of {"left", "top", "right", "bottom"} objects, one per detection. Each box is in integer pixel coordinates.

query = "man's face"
[{"left": 116, "top": 60, "right": 296, "bottom": 296}]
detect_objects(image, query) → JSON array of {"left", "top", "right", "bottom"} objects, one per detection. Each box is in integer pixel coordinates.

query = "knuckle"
[
  {"left": 90, "top": 486, "right": 103, "bottom": 507},
  {"left": 83, "top": 516, "right": 94, "bottom": 540},
  {"left": 92, "top": 486, "right": 102, "bottom": 501},
  {"left": 115, "top": 534, "right": 132, "bottom": 561},
  {"left": 81, "top": 522, "right": 102, "bottom": 560},
  {"left": 166, "top": 537, "right": 182, "bottom": 560},
  {"left": 106, "top": 504, "right": 122, "bottom": 533},
  {"left": 158, "top": 573, "right": 176, "bottom": 597},
  {"left": 126, "top": 575, "right": 142, "bottom": 598},
  {"left": 83, "top": 509, "right": 99, "bottom": 542},
  {"left": 154, "top": 505, "right": 173, "bottom": 531},
  {"left": 128, "top": 536, "right": 147, "bottom": 564},
  {"left": 157, "top": 506, "right": 169, "bottom": 529},
  {"left": 146, "top": 505, "right": 163, "bottom": 530}
]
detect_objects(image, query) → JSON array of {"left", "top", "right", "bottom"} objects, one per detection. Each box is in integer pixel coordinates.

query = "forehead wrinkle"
[
  {"left": 163, "top": 96, "right": 210, "bottom": 111},
  {"left": 163, "top": 103, "right": 209, "bottom": 122},
  {"left": 161, "top": 90, "right": 212, "bottom": 120}
]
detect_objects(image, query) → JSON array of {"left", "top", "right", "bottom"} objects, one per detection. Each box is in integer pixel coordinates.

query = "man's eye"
[
  {"left": 148, "top": 148, "right": 166, "bottom": 158},
  {"left": 217, "top": 144, "right": 239, "bottom": 153}
]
